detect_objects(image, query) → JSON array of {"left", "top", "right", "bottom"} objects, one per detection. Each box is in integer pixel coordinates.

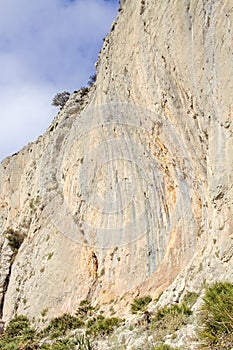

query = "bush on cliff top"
[{"left": 52, "top": 91, "right": 70, "bottom": 108}]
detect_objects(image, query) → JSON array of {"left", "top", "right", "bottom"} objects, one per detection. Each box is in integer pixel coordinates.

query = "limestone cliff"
[{"left": 0, "top": 0, "right": 232, "bottom": 324}]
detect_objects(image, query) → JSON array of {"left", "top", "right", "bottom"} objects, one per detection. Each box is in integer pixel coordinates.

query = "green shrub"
[
  {"left": 76, "top": 300, "right": 95, "bottom": 318},
  {"left": 0, "top": 315, "right": 36, "bottom": 350},
  {"left": 198, "top": 281, "right": 233, "bottom": 349},
  {"left": 80, "top": 87, "right": 89, "bottom": 97},
  {"left": 86, "top": 315, "right": 121, "bottom": 336},
  {"left": 87, "top": 74, "right": 96, "bottom": 86},
  {"left": 8, "top": 341, "right": 26, "bottom": 350},
  {"left": 151, "top": 302, "right": 192, "bottom": 343},
  {"left": 73, "top": 334, "right": 92, "bottom": 350},
  {"left": 4, "top": 315, "right": 35, "bottom": 339},
  {"left": 182, "top": 291, "right": 198, "bottom": 307},
  {"left": 130, "top": 295, "right": 152, "bottom": 314},
  {"left": 39, "top": 338, "right": 71, "bottom": 350},
  {"left": 0, "top": 314, "right": 93, "bottom": 350},
  {"left": 38, "top": 335, "right": 93, "bottom": 350},
  {"left": 153, "top": 345, "right": 177, "bottom": 350},
  {"left": 52, "top": 91, "right": 70, "bottom": 108},
  {"left": 154, "top": 302, "right": 192, "bottom": 321},
  {"left": 43, "top": 313, "right": 84, "bottom": 337},
  {"left": 0, "top": 339, "right": 19, "bottom": 350}
]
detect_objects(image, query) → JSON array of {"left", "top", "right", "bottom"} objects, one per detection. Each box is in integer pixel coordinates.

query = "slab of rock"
[{"left": 0, "top": 0, "right": 232, "bottom": 323}]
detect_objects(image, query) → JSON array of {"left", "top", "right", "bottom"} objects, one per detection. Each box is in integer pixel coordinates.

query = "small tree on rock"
[
  {"left": 52, "top": 91, "right": 70, "bottom": 108},
  {"left": 87, "top": 74, "right": 96, "bottom": 86}
]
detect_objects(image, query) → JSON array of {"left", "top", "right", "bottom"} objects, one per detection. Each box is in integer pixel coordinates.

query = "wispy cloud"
[{"left": 0, "top": 0, "right": 118, "bottom": 161}]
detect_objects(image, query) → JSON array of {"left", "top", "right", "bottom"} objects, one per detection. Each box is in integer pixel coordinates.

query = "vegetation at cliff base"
[
  {"left": 41, "top": 313, "right": 84, "bottom": 338},
  {"left": 198, "top": 281, "right": 233, "bottom": 349},
  {"left": 86, "top": 315, "right": 122, "bottom": 336},
  {"left": 0, "top": 315, "right": 36, "bottom": 350},
  {"left": 153, "top": 345, "right": 178, "bottom": 350},
  {"left": 130, "top": 295, "right": 152, "bottom": 314},
  {"left": 0, "top": 314, "right": 92, "bottom": 349},
  {"left": 0, "top": 299, "right": 122, "bottom": 349},
  {"left": 151, "top": 300, "right": 192, "bottom": 343},
  {"left": 1, "top": 283, "right": 232, "bottom": 349}
]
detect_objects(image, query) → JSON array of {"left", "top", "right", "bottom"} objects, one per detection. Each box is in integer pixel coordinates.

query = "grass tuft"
[{"left": 198, "top": 281, "right": 233, "bottom": 349}]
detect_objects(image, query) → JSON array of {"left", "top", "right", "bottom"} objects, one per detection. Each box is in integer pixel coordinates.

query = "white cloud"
[{"left": 0, "top": 0, "right": 118, "bottom": 161}]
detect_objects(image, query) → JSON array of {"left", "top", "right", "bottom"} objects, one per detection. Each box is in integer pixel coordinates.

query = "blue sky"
[{"left": 0, "top": 0, "right": 119, "bottom": 162}]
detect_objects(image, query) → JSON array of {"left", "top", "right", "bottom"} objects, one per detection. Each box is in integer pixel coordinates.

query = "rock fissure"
[{"left": 0, "top": 232, "right": 24, "bottom": 319}]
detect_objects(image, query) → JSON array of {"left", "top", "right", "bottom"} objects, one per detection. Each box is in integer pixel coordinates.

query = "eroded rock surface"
[{"left": 0, "top": 0, "right": 232, "bottom": 323}]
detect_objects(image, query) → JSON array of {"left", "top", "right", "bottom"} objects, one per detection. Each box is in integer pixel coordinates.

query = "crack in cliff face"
[
  {"left": 0, "top": 260, "right": 13, "bottom": 319},
  {"left": 0, "top": 230, "right": 25, "bottom": 319}
]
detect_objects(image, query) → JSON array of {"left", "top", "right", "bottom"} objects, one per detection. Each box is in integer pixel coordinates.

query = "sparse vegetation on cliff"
[
  {"left": 4, "top": 228, "right": 25, "bottom": 253},
  {"left": 131, "top": 295, "right": 152, "bottom": 314},
  {"left": 80, "top": 86, "right": 89, "bottom": 97},
  {"left": 75, "top": 299, "right": 95, "bottom": 318},
  {"left": 87, "top": 73, "right": 96, "bottom": 86},
  {"left": 0, "top": 314, "right": 92, "bottom": 349}
]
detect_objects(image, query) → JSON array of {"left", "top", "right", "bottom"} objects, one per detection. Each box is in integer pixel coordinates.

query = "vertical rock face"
[{"left": 0, "top": 0, "right": 232, "bottom": 322}]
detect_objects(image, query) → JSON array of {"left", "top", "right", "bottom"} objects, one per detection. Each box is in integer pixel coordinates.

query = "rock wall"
[{"left": 0, "top": 0, "right": 232, "bottom": 323}]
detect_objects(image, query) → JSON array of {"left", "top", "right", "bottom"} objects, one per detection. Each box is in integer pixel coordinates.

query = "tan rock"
[{"left": 0, "top": 0, "right": 232, "bottom": 323}]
